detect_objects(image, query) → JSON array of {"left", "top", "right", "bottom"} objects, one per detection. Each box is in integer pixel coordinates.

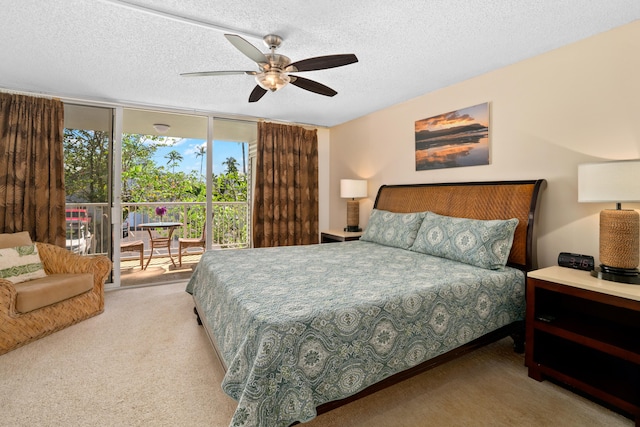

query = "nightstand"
[
  {"left": 320, "top": 229, "right": 363, "bottom": 243},
  {"left": 526, "top": 266, "right": 640, "bottom": 423}
]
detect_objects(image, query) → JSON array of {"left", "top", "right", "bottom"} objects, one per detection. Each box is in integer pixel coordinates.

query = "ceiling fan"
[{"left": 181, "top": 34, "right": 358, "bottom": 102}]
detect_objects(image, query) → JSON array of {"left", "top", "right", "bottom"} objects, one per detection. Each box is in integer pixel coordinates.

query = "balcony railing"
[{"left": 65, "top": 201, "right": 249, "bottom": 257}]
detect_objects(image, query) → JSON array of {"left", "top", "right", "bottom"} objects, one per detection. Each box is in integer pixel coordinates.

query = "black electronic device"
[{"left": 558, "top": 252, "right": 594, "bottom": 271}]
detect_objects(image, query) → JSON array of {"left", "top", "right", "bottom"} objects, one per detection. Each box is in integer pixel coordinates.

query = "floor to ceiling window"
[
  {"left": 63, "top": 104, "right": 114, "bottom": 278},
  {"left": 63, "top": 104, "right": 256, "bottom": 288}
]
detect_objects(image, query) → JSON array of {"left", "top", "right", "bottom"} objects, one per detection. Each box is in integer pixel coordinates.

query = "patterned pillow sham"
[
  {"left": 0, "top": 244, "right": 47, "bottom": 283},
  {"left": 410, "top": 212, "right": 519, "bottom": 270},
  {"left": 360, "top": 209, "right": 426, "bottom": 249}
]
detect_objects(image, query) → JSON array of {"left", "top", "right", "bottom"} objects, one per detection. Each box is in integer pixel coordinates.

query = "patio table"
[{"left": 139, "top": 222, "right": 183, "bottom": 269}]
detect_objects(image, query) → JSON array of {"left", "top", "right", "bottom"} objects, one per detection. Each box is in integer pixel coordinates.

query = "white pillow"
[{"left": 0, "top": 244, "right": 47, "bottom": 283}]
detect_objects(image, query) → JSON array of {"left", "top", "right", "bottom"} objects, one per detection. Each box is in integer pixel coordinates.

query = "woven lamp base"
[
  {"left": 345, "top": 200, "right": 361, "bottom": 232},
  {"left": 592, "top": 209, "right": 640, "bottom": 284}
]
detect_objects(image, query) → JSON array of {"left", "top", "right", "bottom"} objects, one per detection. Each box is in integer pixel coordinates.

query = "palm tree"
[
  {"left": 223, "top": 156, "right": 239, "bottom": 174},
  {"left": 165, "top": 150, "right": 183, "bottom": 173},
  {"left": 241, "top": 143, "right": 246, "bottom": 175},
  {"left": 195, "top": 145, "right": 206, "bottom": 179}
]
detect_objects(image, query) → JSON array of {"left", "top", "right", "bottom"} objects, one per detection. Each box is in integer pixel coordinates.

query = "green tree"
[
  {"left": 195, "top": 145, "right": 206, "bottom": 179},
  {"left": 165, "top": 150, "right": 183, "bottom": 174},
  {"left": 64, "top": 132, "right": 248, "bottom": 245},
  {"left": 222, "top": 157, "right": 239, "bottom": 174},
  {"left": 63, "top": 129, "right": 109, "bottom": 203},
  {"left": 214, "top": 157, "right": 247, "bottom": 202},
  {"left": 120, "top": 134, "right": 164, "bottom": 203}
]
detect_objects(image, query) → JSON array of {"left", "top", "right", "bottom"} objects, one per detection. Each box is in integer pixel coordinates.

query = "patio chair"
[
  {"left": 178, "top": 223, "right": 206, "bottom": 267},
  {"left": 120, "top": 239, "right": 145, "bottom": 270}
]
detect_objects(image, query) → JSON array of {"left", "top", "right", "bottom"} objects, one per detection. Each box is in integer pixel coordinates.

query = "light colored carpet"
[{"left": 0, "top": 282, "right": 633, "bottom": 427}]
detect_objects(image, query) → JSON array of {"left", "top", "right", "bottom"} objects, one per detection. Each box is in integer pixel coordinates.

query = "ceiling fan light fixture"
[{"left": 256, "top": 71, "right": 290, "bottom": 92}]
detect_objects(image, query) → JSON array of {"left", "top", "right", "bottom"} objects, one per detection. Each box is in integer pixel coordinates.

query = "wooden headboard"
[{"left": 373, "top": 180, "right": 545, "bottom": 271}]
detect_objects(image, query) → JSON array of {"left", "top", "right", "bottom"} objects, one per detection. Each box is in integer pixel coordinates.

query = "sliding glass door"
[
  {"left": 64, "top": 104, "right": 256, "bottom": 288},
  {"left": 118, "top": 111, "right": 256, "bottom": 287},
  {"left": 63, "top": 104, "right": 114, "bottom": 281},
  {"left": 118, "top": 109, "right": 209, "bottom": 286}
]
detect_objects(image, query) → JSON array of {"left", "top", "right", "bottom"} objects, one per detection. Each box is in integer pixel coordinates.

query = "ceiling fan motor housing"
[
  {"left": 263, "top": 34, "right": 283, "bottom": 50},
  {"left": 256, "top": 52, "right": 292, "bottom": 92}
]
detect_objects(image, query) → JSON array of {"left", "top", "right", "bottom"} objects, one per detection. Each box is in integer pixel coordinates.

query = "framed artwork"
[{"left": 415, "top": 102, "right": 490, "bottom": 171}]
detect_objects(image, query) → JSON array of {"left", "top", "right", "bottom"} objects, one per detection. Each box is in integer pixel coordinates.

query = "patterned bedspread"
[{"left": 186, "top": 241, "right": 525, "bottom": 427}]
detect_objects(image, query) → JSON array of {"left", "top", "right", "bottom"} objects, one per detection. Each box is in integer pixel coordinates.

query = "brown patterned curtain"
[
  {"left": 253, "top": 122, "right": 319, "bottom": 247},
  {"left": 0, "top": 93, "right": 66, "bottom": 246}
]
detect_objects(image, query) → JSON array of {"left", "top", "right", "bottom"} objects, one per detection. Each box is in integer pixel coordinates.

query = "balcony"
[{"left": 65, "top": 201, "right": 249, "bottom": 286}]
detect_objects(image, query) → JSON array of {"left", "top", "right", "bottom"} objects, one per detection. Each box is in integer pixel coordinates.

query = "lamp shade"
[
  {"left": 340, "top": 179, "right": 367, "bottom": 199},
  {"left": 255, "top": 71, "right": 290, "bottom": 92},
  {"left": 578, "top": 159, "right": 640, "bottom": 283},
  {"left": 578, "top": 160, "right": 640, "bottom": 203}
]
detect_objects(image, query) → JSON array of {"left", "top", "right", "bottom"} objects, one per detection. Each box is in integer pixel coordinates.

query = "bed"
[{"left": 186, "top": 179, "right": 545, "bottom": 427}]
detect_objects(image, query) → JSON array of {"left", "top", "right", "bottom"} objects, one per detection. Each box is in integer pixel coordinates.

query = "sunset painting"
[{"left": 415, "top": 102, "right": 489, "bottom": 170}]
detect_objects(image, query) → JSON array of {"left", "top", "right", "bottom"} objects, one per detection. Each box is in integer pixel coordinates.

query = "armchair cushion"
[
  {"left": 14, "top": 273, "right": 94, "bottom": 313},
  {"left": 0, "top": 244, "right": 47, "bottom": 284}
]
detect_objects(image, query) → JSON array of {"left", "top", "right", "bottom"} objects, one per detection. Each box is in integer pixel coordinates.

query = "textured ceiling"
[{"left": 1, "top": 1, "right": 639, "bottom": 127}]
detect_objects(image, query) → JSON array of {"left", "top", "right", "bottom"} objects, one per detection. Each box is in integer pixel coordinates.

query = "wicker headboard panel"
[{"left": 373, "top": 180, "right": 545, "bottom": 271}]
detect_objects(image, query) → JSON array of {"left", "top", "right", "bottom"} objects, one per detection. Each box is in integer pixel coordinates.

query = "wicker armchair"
[{"left": 0, "top": 242, "right": 111, "bottom": 355}]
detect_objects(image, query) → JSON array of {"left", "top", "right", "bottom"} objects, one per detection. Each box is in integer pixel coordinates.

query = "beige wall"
[
  {"left": 328, "top": 20, "right": 640, "bottom": 269},
  {"left": 317, "top": 128, "right": 331, "bottom": 234}
]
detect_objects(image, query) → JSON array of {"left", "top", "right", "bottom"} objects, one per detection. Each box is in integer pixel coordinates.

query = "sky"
[
  {"left": 415, "top": 102, "right": 489, "bottom": 132},
  {"left": 150, "top": 138, "right": 248, "bottom": 176}
]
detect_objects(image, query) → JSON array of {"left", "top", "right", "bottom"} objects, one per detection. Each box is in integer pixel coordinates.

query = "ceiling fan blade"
[
  {"left": 287, "top": 54, "right": 358, "bottom": 72},
  {"left": 225, "top": 34, "right": 268, "bottom": 65},
  {"left": 180, "top": 71, "right": 257, "bottom": 77},
  {"left": 249, "top": 85, "right": 268, "bottom": 103},
  {"left": 289, "top": 76, "right": 337, "bottom": 97}
]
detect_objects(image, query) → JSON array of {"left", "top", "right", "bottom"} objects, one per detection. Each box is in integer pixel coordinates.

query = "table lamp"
[
  {"left": 578, "top": 160, "right": 640, "bottom": 284},
  {"left": 340, "top": 179, "right": 367, "bottom": 232}
]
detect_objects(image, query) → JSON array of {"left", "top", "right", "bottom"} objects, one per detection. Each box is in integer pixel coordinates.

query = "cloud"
[
  {"left": 182, "top": 141, "right": 206, "bottom": 157},
  {"left": 142, "top": 136, "right": 184, "bottom": 147},
  {"left": 415, "top": 111, "right": 475, "bottom": 132}
]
